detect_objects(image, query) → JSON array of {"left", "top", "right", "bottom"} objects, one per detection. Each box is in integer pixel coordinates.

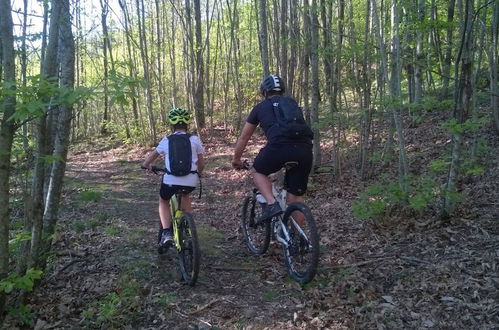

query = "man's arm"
[{"left": 232, "top": 122, "right": 257, "bottom": 168}]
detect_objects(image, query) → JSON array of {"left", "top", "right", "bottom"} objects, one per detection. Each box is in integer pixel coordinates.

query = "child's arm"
[
  {"left": 196, "top": 153, "right": 205, "bottom": 175},
  {"left": 142, "top": 149, "right": 160, "bottom": 170}
]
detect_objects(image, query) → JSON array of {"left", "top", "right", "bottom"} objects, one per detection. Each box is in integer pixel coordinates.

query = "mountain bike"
[
  {"left": 240, "top": 161, "right": 319, "bottom": 284},
  {"left": 142, "top": 166, "right": 200, "bottom": 286}
]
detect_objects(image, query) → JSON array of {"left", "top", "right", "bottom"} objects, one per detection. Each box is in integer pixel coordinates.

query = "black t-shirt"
[{"left": 246, "top": 96, "right": 312, "bottom": 145}]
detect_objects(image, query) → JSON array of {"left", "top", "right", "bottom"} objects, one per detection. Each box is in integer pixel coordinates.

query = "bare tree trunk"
[
  {"left": 29, "top": 0, "right": 62, "bottom": 270},
  {"left": 118, "top": 0, "right": 140, "bottom": 125},
  {"left": 360, "top": 0, "right": 373, "bottom": 180},
  {"left": 194, "top": 0, "right": 205, "bottom": 128},
  {"left": 310, "top": 0, "right": 321, "bottom": 168},
  {"left": 0, "top": 0, "right": 17, "bottom": 319},
  {"left": 389, "top": 0, "right": 409, "bottom": 194},
  {"left": 154, "top": 0, "right": 167, "bottom": 124},
  {"left": 286, "top": 1, "right": 298, "bottom": 96},
  {"left": 302, "top": 2, "right": 311, "bottom": 124},
  {"left": 414, "top": 0, "right": 425, "bottom": 104},
  {"left": 100, "top": 0, "right": 110, "bottom": 134},
  {"left": 443, "top": 0, "right": 474, "bottom": 217},
  {"left": 279, "top": 0, "right": 288, "bottom": 87},
  {"left": 136, "top": 0, "right": 156, "bottom": 143},
  {"left": 167, "top": 3, "right": 179, "bottom": 107},
  {"left": 491, "top": 0, "right": 499, "bottom": 133},
  {"left": 42, "top": 0, "right": 75, "bottom": 260},
  {"left": 442, "top": 0, "right": 456, "bottom": 98},
  {"left": 258, "top": 0, "right": 270, "bottom": 76}
]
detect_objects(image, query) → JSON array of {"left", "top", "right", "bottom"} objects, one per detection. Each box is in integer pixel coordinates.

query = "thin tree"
[
  {"left": 443, "top": 0, "right": 474, "bottom": 216},
  {"left": 310, "top": 0, "right": 321, "bottom": 168},
  {"left": 491, "top": 0, "right": 499, "bottom": 133},
  {"left": 0, "top": 0, "right": 17, "bottom": 319},
  {"left": 29, "top": 0, "right": 62, "bottom": 269},
  {"left": 42, "top": 0, "right": 76, "bottom": 259},
  {"left": 258, "top": 0, "right": 270, "bottom": 76}
]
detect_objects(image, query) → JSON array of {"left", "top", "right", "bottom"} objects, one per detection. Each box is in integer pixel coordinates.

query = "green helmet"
[{"left": 168, "top": 107, "right": 191, "bottom": 125}]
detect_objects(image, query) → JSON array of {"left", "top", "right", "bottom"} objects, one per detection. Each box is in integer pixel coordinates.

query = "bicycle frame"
[{"left": 170, "top": 194, "right": 183, "bottom": 250}]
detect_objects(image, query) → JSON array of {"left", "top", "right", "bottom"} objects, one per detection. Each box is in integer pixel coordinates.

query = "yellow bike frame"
[{"left": 170, "top": 194, "right": 183, "bottom": 250}]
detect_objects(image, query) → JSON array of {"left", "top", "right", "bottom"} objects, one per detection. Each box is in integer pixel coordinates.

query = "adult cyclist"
[
  {"left": 143, "top": 108, "right": 205, "bottom": 250},
  {"left": 232, "top": 74, "right": 313, "bottom": 223}
]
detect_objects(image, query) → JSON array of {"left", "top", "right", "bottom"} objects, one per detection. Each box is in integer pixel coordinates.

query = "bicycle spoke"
[
  {"left": 177, "top": 213, "right": 200, "bottom": 286},
  {"left": 241, "top": 196, "right": 271, "bottom": 255},
  {"left": 282, "top": 202, "right": 319, "bottom": 284}
]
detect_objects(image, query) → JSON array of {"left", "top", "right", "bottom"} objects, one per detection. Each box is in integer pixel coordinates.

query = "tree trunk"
[
  {"left": 389, "top": 0, "right": 409, "bottom": 194},
  {"left": 193, "top": 0, "right": 205, "bottom": 128},
  {"left": 443, "top": 0, "right": 474, "bottom": 217},
  {"left": 42, "top": 0, "right": 75, "bottom": 260},
  {"left": 442, "top": 0, "right": 456, "bottom": 98},
  {"left": 0, "top": 0, "right": 17, "bottom": 319},
  {"left": 491, "top": 0, "right": 499, "bottom": 133},
  {"left": 258, "top": 0, "right": 270, "bottom": 76},
  {"left": 136, "top": 0, "right": 156, "bottom": 143},
  {"left": 310, "top": 0, "right": 321, "bottom": 168},
  {"left": 29, "top": 0, "right": 62, "bottom": 270},
  {"left": 360, "top": 0, "right": 373, "bottom": 180},
  {"left": 414, "top": 0, "right": 425, "bottom": 104},
  {"left": 100, "top": 0, "right": 110, "bottom": 134}
]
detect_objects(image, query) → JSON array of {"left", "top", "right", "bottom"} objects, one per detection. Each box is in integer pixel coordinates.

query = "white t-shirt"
[{"left": 156, "top": 132, "right": 204, "bottom": 187}]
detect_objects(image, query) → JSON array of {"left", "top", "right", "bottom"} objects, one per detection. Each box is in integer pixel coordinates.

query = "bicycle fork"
[{"left": 274, "top": 215, "right": 310, "bottom": 249}]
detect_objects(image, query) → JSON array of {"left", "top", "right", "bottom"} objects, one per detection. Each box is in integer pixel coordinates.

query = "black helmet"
[{"left": 259, "top": 74, "right": 285, "bottom": 94}]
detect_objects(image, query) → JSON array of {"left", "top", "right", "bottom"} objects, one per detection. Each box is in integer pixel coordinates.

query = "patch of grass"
[
  {"left": 105, "top": 225, "right": 119, "bottom": 236},
  {"left": 80, "top": 190, "right": 102, "bottom": 202},
  {"left": 195, "top": 225, "right": 224, "bottom": 256},
  {"left": 332, "top": 267, "right": 354, "bottom": 283},
  {"left": 262, "top": 289, "right": 278, "bottom": 302},
  {"left": 128, "top": 227, "right": 147, "bottom": 245},
  {"left": 6, "top": 304, "right": 35, "bottom": 327},
  {"left": 71, "top": 217, "right": 100, "bottom": 232},
  {"left": 81, "top": 277, "right": 142, "bottom": 328},
  {"left": 123, "top": 258, "right": 152, "bottom": 280},
  {"left": 153, "top": 292, "right": 178, "bottom": 308}
]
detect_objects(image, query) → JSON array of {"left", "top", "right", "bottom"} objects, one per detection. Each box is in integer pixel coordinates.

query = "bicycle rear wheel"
[
  {"left": 241, "top": 195, "right": 271, "bottom": 255},
  {"left": 281, "top": 202, "right": 319, "bottom": 284},
  {"left": 177, "top": 213, "right": 200, "bottom": 286}
]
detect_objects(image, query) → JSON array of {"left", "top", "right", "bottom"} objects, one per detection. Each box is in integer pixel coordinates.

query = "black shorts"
[
  {"left": 160, "top": 183, "right": 195, "bottom": 200},
  {"left": 253, "top": 142, "right": 313, "bottom": 196}
]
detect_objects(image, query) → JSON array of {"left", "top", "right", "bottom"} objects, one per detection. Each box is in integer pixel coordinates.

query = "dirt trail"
[{"left": 19, "top": 133, "right": 499, "bottom": 330}]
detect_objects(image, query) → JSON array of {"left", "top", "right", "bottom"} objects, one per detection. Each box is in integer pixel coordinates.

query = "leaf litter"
[{"left": 6, "top": 124, "right": 498, "bottom": 329}]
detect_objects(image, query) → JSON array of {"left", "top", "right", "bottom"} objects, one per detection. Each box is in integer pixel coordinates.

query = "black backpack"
[
  {"left": 271, "top": 97, "right": 314, "bottom": 140},
  {"left": 166, "top": 133, "right": 197, "bottom": 176}
]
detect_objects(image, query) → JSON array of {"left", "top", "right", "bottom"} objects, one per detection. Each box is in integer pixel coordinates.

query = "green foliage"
[
  {"left": 7, "top": 75, "right": 92, "bottom": 122},
  {"left": 153, "top": 292, "right": 178, "bottom": 308},
  {"left": 81, "top": 277, "right": 141, "bottom": 327},
  {"left": 71, "top": 217, "right": 100, "bottom": 232},
  {"left": 352, "top": 173, "right": 442, "bottom": 220},
  {"left": 442, "top": 116, "right": 489, "bottom": 135},
  {"left": 6, "top": 304, "right": 35, "bottom": 327},
  {"left": 105, "top": 225, "right": 119, "bottom": 236},
  {"left": 0, "top": 268, "right": 43, "bottom": 294},
  {"left": 79, "top": 190, "right": 102, "bottom": 202}
]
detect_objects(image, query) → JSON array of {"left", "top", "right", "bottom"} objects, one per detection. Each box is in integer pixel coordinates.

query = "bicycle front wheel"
[
  {"left": 177, "top": 213, "right": 200, "bottom": 286},
  {"left": 241, "top": 195, "right": 271, "bottom": 255},
  {"left": 281, "top": 202, "right": 319, "bottom": 284}
]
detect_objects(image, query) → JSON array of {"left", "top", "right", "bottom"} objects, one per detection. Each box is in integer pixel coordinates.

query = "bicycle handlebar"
[
  {"left": 242, "top": 160, "right": 252, "bottom": 170},
  {"left": 141, "top": 165, "right": 166, "bottom": 175}
]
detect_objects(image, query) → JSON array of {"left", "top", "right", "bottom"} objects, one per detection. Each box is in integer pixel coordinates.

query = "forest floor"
[{"left": 8, "top": 121, "right": 499, "bottom": 329}]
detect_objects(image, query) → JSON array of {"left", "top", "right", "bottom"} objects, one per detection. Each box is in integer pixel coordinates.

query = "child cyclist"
[{"left": 142, "top": 107, "right": 205, "bottom": 251}]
